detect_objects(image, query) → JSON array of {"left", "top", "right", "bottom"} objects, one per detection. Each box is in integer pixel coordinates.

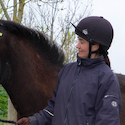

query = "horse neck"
[{"left": 4, "top": 38, "right": 59, "bottom": 96}]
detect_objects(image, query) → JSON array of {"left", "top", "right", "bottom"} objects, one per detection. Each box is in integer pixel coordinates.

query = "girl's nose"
[{"left": 76, "top": 42, "right": 80, "bottom": 49}]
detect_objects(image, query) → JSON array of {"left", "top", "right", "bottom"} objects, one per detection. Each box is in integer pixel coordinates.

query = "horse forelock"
[{"left": 0, "top": 20, "right": 64, "bottom": 68}]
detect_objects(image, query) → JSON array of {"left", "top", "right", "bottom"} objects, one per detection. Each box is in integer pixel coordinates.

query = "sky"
[{"left": 90, "top": 0, "right": 125, "bottom": 75}]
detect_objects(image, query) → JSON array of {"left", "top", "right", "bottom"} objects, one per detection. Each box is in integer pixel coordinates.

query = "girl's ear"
[{"left": 91, "top": 43, "right": 100, "bottom": 51}]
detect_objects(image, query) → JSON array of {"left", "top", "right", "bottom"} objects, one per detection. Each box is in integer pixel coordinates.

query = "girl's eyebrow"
[{"left": 78, "top": 36, "right": 82, "bottom": 39}]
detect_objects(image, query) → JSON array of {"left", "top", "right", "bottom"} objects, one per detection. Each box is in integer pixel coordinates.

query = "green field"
[{"left": 0, "top": 85, "right": 8, "bottom": 121}]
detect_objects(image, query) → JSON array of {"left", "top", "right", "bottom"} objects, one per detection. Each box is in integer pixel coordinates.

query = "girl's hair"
[
  {"left": 98, "top": 45, "right": 111, "bottom": 68},
  {"left": 104, "top": 56, "right": 110, "bottom": 68}
]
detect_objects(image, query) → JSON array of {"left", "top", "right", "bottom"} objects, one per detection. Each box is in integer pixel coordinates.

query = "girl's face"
[
  {"left": 76, "top": 36, "right": 90, "bottom": 58},
  {"left": 76, "top": 36, "right": 100, "bottom": 58}
]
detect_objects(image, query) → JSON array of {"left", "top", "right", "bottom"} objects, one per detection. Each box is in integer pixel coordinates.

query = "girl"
[{"left": 16, "top": 16, "right": 122, "bottom": 125}]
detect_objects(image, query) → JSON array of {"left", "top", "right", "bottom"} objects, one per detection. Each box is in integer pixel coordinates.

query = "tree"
[
  {"left": 0, "top": 0, "right": 93, "bottom": 62},
  {"left": 23, "top": 0, "right": 93, "bottom": 62},
  {"left": 0, "top": 0, "right": 25, "bottom": 23}
]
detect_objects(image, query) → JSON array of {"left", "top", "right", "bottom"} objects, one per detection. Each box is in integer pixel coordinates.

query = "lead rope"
[{"left": 0, "top": 119, "right": 16, "bottom": 124}]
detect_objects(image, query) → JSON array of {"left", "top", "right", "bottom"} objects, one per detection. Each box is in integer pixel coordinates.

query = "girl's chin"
[{"left": 78, "top": 54, "right": 89, "bottom": 58}]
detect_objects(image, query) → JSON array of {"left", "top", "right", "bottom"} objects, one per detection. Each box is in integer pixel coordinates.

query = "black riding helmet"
[{"left": 72, "top": 16, "right": 114, "bottom": 58}]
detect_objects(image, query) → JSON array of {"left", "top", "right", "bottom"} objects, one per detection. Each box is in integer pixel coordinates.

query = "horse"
[
  {"left": 0, "top": 19, "right": 64, "bottom": 120},
  {"left": 116, "top": 73, "right": 125, "bottom": 124},
  {"left": 0, "top": 20, "right": 125, "bottom": 125}
]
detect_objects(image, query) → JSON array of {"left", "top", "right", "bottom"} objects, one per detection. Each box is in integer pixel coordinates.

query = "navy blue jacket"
[{"left": 29, "top": 55, "right": 122, "bottom": 125}]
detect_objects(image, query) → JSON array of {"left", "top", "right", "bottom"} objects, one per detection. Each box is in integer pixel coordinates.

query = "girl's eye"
[
  {"left": 79, "top": 39, "right": 84, "bottom": 44},
  {"left": 78, "top": 37, "right": 85, "bottom": 44},
  {"left": 80, "top": 41, "right": 84, "bottom": 44}
]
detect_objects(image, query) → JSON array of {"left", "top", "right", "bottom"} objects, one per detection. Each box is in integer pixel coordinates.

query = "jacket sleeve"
[
  {"left": 94, "top": 73, "right": 122, "bottom": 125},
  {"left": 28, "top": 67, "right": 65, "bottom": 125}
]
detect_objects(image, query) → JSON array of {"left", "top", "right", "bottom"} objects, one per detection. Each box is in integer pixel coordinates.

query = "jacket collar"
[{"left": 77, "top": 54, "right": 105, "bottom": 68}]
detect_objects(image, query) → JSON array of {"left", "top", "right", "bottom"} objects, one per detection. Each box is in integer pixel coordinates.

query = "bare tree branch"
[
  {"left": 0, "top": 0, "right": 11, "bottom": 20},
  {"left": 0, "top": 0, "right": 93, "bottom": 63},
  {"left": 13, "top": 0, "right": 18, "bottom": 22},
  {"left": 17, "top": 0, "right": 25, "bottom": 23}
]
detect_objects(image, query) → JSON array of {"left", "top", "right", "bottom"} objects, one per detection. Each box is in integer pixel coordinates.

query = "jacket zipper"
[
  {"left": 64, "top": 61, "right": 82, "bottom": 125},
  {"left": 77, "top": 60, "right": 82, "bottom": 75}
]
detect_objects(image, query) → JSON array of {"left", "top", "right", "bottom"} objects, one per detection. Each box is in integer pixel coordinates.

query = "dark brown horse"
[
  {"left": 0, "top": 20, "right": 125, "bottom": 125},
  {"left": 0, "top": 19, "right": 64, "bottom": 119},
  {"left": 116, "top": 73, "right": 125, "bottom": 125}
]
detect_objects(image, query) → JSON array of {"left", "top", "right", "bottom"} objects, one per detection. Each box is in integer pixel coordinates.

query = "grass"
[{"left": 0, "top": 85, "right": 8, "bottom": 124}]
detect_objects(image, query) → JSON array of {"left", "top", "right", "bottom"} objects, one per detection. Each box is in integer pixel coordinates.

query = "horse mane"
[{"left": 0, "top": 20, "right": 64, "bottom": 68}]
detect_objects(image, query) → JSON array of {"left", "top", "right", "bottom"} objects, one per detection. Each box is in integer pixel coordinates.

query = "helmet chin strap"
[{"left": 88, "top": 43, "right": 92, "bottom": 58}]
